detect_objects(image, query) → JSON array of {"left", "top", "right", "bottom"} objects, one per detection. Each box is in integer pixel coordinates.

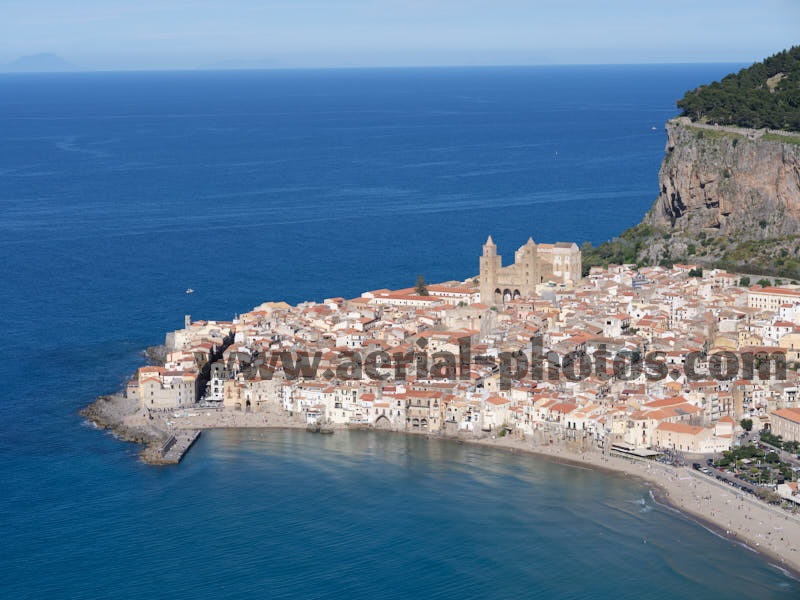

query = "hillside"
[{"left": 677, "top": 46, "right": 800, "bottom": 132}]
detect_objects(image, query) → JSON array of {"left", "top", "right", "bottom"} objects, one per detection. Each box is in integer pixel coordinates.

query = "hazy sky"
[{"left": 1, "top": 0, "right": 798, "bottom": 70}]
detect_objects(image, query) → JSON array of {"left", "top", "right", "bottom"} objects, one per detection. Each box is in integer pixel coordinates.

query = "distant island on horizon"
[{"left": 1, "top": 53, "right": 77, "bottom": 73}]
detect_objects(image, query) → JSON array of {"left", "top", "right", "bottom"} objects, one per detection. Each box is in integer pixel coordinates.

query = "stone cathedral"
[{"left": 479, "top": 236, "right": 582, "bottom": 305}]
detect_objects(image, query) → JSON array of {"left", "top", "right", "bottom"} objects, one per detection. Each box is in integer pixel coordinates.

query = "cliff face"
[
  {"left": 581, "top": 119, "right": 800, "bottom": 278},
  {"left": 647, "top": 118, "right": 800, "bottom": 238}
]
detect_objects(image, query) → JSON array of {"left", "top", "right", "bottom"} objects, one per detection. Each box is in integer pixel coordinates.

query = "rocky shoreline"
[
  {"left": 80, "top": 345, "right": 172, "bottom": 460},
  {"left": 143, "top": 344, "right": 168, "bottom": 366},
  {"left": 80, "top": 392, "right": 169, "bottom": 455}
]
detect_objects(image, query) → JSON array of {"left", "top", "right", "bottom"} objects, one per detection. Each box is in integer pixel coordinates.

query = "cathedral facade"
[{"left": 479, "top": 236, "right": 581, "bottom": 305}]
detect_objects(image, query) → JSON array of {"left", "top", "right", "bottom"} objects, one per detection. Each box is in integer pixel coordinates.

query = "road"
[{"left": 694, "top": 461, "right": 759, "bottom": 495}]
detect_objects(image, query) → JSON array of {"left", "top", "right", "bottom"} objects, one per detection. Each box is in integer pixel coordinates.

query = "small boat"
[
  {"left": 185, "top": 288, "right": 194, "bottom": 294},
  {"left": 651, "top": 126, "right": 657, "bottom": 131}
]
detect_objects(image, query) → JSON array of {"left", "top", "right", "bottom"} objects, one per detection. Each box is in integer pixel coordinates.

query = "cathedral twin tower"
[{"left": 479, "top": 235, "right": 582, "bottom": 305}]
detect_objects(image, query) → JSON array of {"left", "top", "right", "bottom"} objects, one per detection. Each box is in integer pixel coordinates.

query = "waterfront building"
[{"left": 771, "top": 407, "right": 800, "bottom": 442}]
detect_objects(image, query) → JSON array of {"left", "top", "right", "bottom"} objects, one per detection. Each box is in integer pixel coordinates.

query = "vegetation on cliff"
[
  {"left": 677, "top": 46, "right": 800, "bottom": 132},
  {"left": 582, "top": 227, "right": 800, "bottom": 281},
  {"left": 580, "top": 223, "right": 658, "bottom": 274}
]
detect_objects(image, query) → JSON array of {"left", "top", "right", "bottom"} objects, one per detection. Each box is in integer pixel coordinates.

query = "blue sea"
[{"left": 1, "top": 65, "right": 797, "bottom": 599}]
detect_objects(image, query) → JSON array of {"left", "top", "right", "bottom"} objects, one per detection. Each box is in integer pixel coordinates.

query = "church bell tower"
[{"left": 479, "top": 235, "right": 501, "bottom": 305}]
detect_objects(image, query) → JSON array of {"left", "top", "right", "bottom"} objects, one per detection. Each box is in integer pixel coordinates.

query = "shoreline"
[
  {"left": 463, "top": 435, "right": 800, "bottom": 580},
  {"left": 335, "top": 428, "right": 799, "bottom": 581},
  {"left": 81, "top": 392, "right": 800, "bottom": 579}
]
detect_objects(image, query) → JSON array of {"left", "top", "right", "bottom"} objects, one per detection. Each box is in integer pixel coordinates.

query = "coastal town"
[
  {"left": 86, "top": 235, "right": 800, "bottom": 571},
  {"left": 103, "top": 236, "right": 799, "bottom": 480}
]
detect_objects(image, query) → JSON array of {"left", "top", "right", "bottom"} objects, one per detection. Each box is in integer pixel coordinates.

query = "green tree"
[
  {"left": 784, "top": 440, "right": 800, "bottom": 453},
  {"left": 757, "top": 278, "right": 772, "bottom": 288},
  {"left": 676, "top": 46, "right": 800, "bottom": 132},
  {"left": 740, "top": 418, "right": 753, "bottom": 432},
  {"left": 739, "top": 276, "right": 751, "bottom": 286},
  {"left": 415, "top": 274, "right": 429, "bottom": 296}
]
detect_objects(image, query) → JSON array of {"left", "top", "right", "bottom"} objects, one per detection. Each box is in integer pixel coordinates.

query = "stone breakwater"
[{"left": 142, "top": 430, "right": 202, "bottom": 465}]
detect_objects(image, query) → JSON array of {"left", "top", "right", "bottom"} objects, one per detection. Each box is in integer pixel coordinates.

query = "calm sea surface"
[{"left": 1, "top": 66, "right": 797, "bottom": 598}]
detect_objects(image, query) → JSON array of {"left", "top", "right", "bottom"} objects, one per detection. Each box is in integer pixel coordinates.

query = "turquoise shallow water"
[{"left": 1, "top": 65, "right": 798, "bottom": 597}]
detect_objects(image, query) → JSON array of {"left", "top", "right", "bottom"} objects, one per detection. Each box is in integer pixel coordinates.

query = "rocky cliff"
[
  {"left": 647, "top": 118, "right": 800, "bottom": 238},
  {"left": 582, "top": 118, "right": 800, "bottom": 279}
]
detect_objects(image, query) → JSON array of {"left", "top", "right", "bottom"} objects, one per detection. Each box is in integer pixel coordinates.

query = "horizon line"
[{"left": 0, "top": 60, "right": 748, "bottom": 75}]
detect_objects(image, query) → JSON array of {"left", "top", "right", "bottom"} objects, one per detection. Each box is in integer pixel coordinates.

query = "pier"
[{"left": 151, "top": 430, "right": 201, "bottom": 465}]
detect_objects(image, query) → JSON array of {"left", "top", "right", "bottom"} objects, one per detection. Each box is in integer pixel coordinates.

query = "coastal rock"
[
  {"left": 80, "top": 392, "right": 167, "bottom": 448},
  {"left": 144, "top": 344, "right": 168, "bottom": 366}
]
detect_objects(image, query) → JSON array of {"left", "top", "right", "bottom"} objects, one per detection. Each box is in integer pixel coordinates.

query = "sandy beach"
[
  {"left": 86, "top": 397, "right": 800, "bottom": 578},
  {"left": 474, "top": 435, "right": 800, "bottom": 579}
]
